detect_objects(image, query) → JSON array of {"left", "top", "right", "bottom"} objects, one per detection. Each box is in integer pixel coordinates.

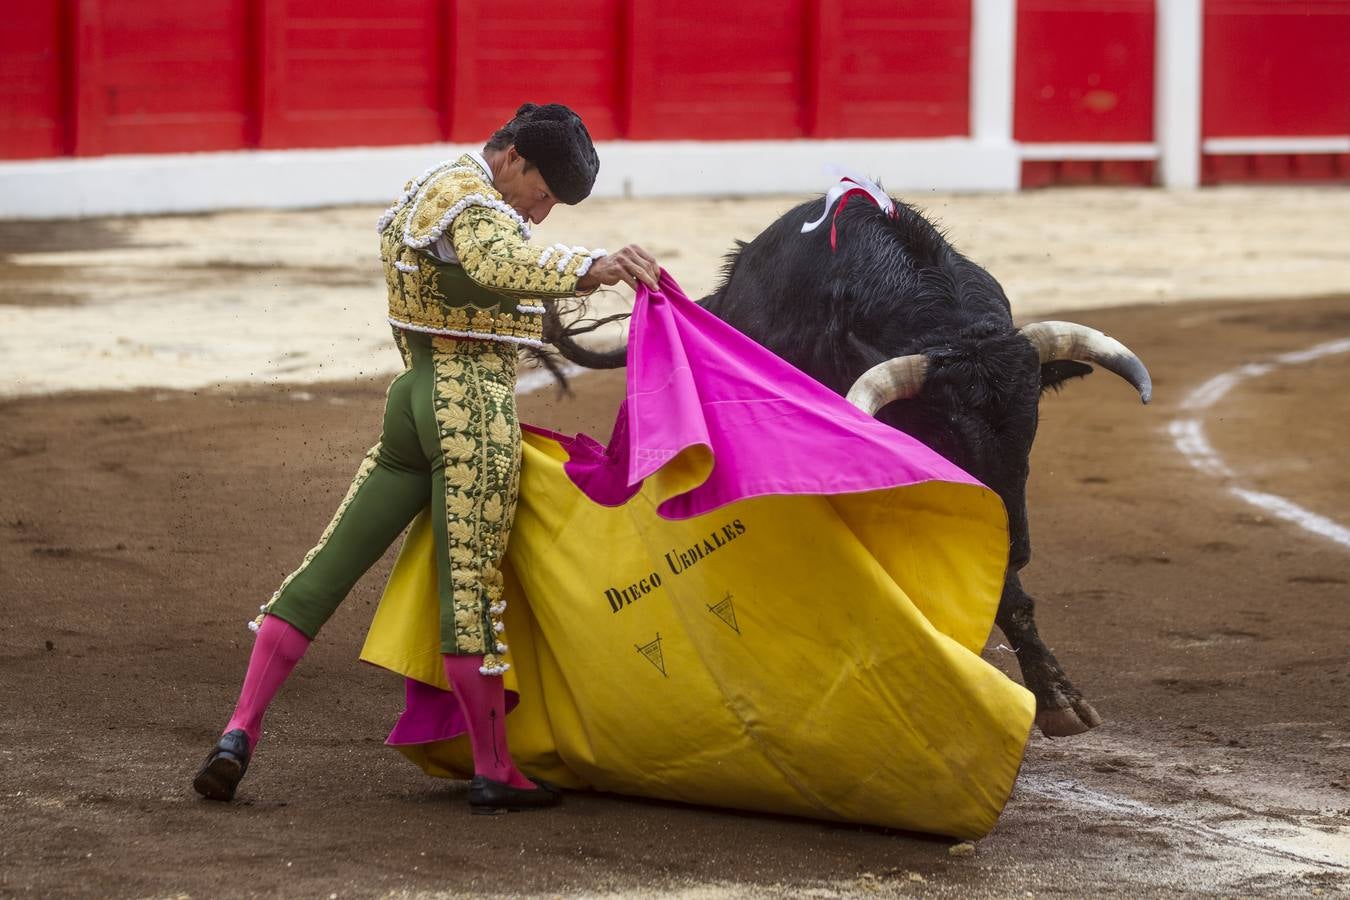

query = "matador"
[{"left": 193, "top": 103, "right": 660, "bottom": 813}]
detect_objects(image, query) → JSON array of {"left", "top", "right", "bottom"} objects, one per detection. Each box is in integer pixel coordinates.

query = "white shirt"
[{"left": 429, "top": 150, "right": 494, "bottom": 265}]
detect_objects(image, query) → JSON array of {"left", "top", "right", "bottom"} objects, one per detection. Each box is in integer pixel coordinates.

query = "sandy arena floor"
[{"left": 2, "top": 187, "right": 1349, "bottom": 898}]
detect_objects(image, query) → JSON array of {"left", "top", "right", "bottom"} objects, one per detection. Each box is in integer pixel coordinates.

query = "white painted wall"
[
  {"left": 971, "top": 0, "right": 1017, "bottom": 152},
  {"left": 1155, "top": 0, "right": 1204, "bottom": 189},
  {"left": 0, "top": 139, "right": 1021, "bottom": 220},
  {"left": 11, "top": 0, "right": 1303, "bottom": 219}
]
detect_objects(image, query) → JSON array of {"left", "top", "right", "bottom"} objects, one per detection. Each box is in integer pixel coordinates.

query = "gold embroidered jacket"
[{"left": 377, "top": 154, "right": 606, "bottom": 346}]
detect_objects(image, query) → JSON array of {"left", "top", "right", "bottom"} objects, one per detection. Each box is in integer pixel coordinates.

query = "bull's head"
[
  {"left": 846, "top": 322, "right": 1152, "bottom": 413},
  {"left": 845, "top": 323, "right": 1151, "bottom": 570}
]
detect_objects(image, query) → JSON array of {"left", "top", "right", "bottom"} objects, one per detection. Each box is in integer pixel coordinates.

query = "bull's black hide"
[{"left": 547, "top": 196, "right": 1148, "bottom": 737}]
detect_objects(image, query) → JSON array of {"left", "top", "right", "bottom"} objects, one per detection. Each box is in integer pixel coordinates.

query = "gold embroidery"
[
  {"left": 444, "top": 462, "right": 477, "bottom": 488},
  {"left": 445, "top": 492, "right": 473, "bottom": 517},
  {"left": 482, "top": 494, "right": 504, "bottom": 524},
  {"left": 379, "top": 154, "right": 594, "bottom": 344},
  {"left": 441, "top": 433, "right": 476, "bottom": 460},
  {"left": 436, "top": 403, "right": 471, "bottom": 433},
  {"left": 469, "top": 309, "right": 496, "bottom": 333},
  {"left": 429, "top": 338, "right": 522, "bottom": 660},
  {"left": 487, "top": 412, "right": 511, "bottom": 445}
]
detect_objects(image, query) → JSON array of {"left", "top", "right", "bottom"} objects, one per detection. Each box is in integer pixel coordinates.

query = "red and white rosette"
[{"left": 801, "top": 166, "right": 897, "bottom": 250}]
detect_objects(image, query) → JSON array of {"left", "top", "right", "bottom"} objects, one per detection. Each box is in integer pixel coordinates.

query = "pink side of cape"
[{"left": 557, "top": 270, "right": 982, "bottom": 518}]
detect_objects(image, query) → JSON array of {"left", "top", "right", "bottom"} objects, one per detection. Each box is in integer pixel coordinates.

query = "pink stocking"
[
  {"left": 442, "top": 654, "right": 533, "bottom": 789},
  {"left": 222, "top": 614, "right": 311, "bottom": 750}
]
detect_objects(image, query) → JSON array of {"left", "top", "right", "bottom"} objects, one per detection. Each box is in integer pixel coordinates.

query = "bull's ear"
[{"left": 1040, "top": 360, "right": 1093, "bottom": 395}]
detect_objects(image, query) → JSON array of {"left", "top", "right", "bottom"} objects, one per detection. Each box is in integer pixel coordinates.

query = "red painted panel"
[
  {"left": 1203, "top": 0, "right": 1350, "bottom": 138},
  {"left": 96, "top": 1, "right": 251, "bottom": 155},
  {"left": 263, "top": 0, "right": 441, "bottom": 149},
  {"left": 1202, "top": 153, "right": 1350, "bottom": 185},
  {"left": 629, "top": 0, "right": 808, "bottom": 140},
  {"left": 1021, "top": 159, "right": 1154, "bottom": 188},
  {"left": 830, "top": 0, "right": 971, "bottom": 138},
  {"left": 451, "top": 0, "right": 623, "bottom": 143},
  {"left": 0, "top": 3, "right": 66, "bottom": 159},
  {"left": 1015, "top": 0, "right": 1154, "bottom": 143}
]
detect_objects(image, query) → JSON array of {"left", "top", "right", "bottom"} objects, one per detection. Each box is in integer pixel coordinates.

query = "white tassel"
[
  {"left": 537, "top": 242, "right": 569, "bottom": 269},
  {"left": 554, "top": 247, "right": 578, "bottom": 273},
  {"left": 575, "top": 249, "right": 607, "bottom": 278}
]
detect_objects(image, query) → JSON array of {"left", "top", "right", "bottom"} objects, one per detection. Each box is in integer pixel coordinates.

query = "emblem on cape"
[
  {"left": 707, "top": 592, "right": 741, "bottom": 635},
  {"left": 635, "top": 633, "right": 668, "bottom": 677}
]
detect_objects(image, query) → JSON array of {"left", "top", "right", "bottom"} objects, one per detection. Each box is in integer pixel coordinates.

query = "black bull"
[{"left": 544, "top": 197, "right": 1152, "bottom": 737}]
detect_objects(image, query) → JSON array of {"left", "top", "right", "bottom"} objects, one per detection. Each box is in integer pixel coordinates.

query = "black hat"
[{"left": 511, "top": 103, "right": 599, "bottom": 205}]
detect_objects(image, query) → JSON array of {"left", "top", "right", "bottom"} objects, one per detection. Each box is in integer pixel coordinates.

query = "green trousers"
[{"left": 263, "top": 331, "right": 521, "bottom": 672}]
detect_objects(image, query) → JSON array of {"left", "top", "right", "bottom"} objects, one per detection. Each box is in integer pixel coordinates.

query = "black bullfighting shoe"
[
  {"left": 468, "top": 775, "right": 562, "bottom": 815},
  {"left": 192, "top": 728, "right": 251, "bottom": 802}
]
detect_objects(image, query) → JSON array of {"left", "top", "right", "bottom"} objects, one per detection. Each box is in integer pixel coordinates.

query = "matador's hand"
[{"left": 576, "top": 245, "right": 660, "bottom": 292}]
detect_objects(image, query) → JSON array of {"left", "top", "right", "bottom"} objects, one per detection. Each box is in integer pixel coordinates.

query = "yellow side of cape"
[{"left": 361, "top": 429, "right": 1034, "bottom": 840}]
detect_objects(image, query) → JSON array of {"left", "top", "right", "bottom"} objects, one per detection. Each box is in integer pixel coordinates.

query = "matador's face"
[{"left": 496, "top": 147, "right": 560, "bottom": 225}]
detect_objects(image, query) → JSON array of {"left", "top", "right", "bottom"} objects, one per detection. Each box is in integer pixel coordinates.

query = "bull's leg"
[{"left": 995, "top": 572, "right": 1103, "bottom": 737}]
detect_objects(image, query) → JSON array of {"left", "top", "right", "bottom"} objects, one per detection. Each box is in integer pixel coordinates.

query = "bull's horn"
[
  {"left": 1019, "top": 321, "right": 1152, "bottom": 404},
  {"left": 846, "top": 354, "right": 929, "bottom": 415}
]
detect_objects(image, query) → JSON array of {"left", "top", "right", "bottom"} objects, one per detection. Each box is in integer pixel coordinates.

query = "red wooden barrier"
[
  {"left": 258, "top": 0, "right": 442, "bottom": 150},
  {"left": 92, "top": 0, "right": 251, "bottom": 155},
  {"left": 816, "top": 0, "right": 972, "bottom": 138},
  {"left": 1201, "top": 0, "right": 1350, "bottom": 184},
  {"left": 448, "top": 0, "right": 624, "bottom": 141},
  {"left": 1021, "top": 159, "right": 1154, "bottom": 188},
  {"left": 1203, "top": 0, "right": 1350, "bottom": 139},
  {"left": 0, "top": 4, "right": 65, "bottom": 159},
  {"left": 1203, "top": 153, "right": 1350, "bottom": 184},
  {"left": 1014, "top": 0, "right": 1155, "bottom": 143},
  {"left": 626, "top": 0, "right": 809, "bottom": 139},
  {"left": 0, "top": 0, "right": 974, "bottom": 159},
  {"left": 4, "top": 0, "right": 1348, "bottom": 190}
]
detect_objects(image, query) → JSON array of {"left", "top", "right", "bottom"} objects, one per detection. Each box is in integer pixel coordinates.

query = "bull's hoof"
[{"left": 1035, "top": 702, "right": 1103, "bottom": 738}]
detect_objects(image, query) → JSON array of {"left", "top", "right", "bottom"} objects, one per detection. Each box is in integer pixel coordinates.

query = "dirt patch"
[
  {"left": 0, "top": 218, "right": 150, "bottom": 256},
  {"left": 2, "top": 294, "right": 1349, "bottom": 897},
  {"left": 0, "top": 261, "right": 97, "bottom": 307}
]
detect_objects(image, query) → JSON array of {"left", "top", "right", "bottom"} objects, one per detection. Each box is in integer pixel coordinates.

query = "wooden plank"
[
  {"left": 254, "top": 0, "right": 286, "bottom": 147},
  {"left": 0, "top": 3, "right": 66, "bottom": 159},
  {"left": 1014, "top": 0, "right": 1155, "bottom": 143},
  {"left": 1203, "top": 0, "right": 1350, "bottom": 138},
  {"left": 804, "top": 0, "right": 843, "bottom": 137},
  {"left": 622, "top": 0, "right": 657, "bottom": 139},
  {"left": 446, "top": 0, "right": 479, "bottom": 141},
  {"left": 69, "top": 0, "right": 105, "bottom": 156},
  {"left": 835, "top": 0, "right": 971, "bottom": 138}
]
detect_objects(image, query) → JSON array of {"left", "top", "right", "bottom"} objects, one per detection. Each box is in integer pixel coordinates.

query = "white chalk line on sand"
[
  {"left": 1020, "top": 774, "right": 1350, "bottom": 873},
  {"left": 1169, "top": 336, "right": 1350, "bottom": 550}
]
